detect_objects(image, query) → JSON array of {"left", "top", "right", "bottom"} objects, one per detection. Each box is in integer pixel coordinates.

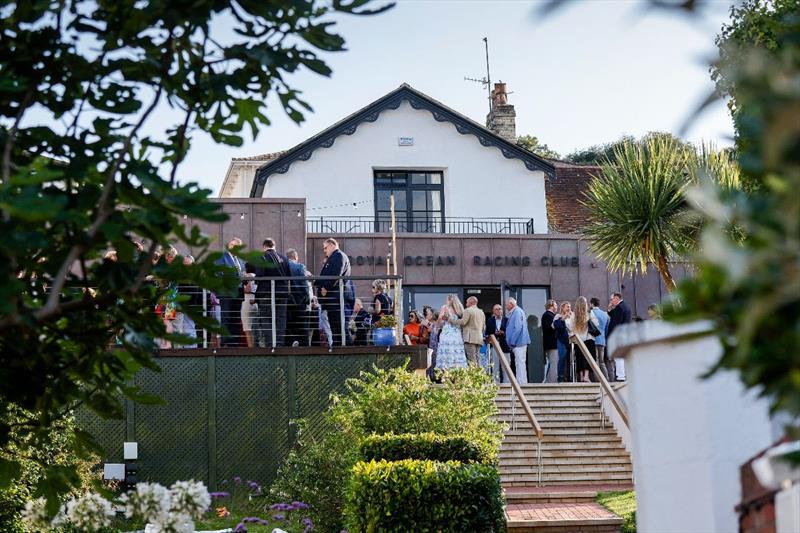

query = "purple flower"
[
  {"left": 233, "top": 476, "right": 242, "bottom": 484},
  {"left": 270, "top": 502, "right": 292, "bottom": 511},
  {"left": 210, "top": 491, "right": 230, "bottom": 498},
  {"left": 293, "top": 501, "right": 310, "bottom": 509},
  {"left": 302, "top": 516, "right": 315, "bottom": 532},
  {"left": 234, "top": 525, "right": 247, "bottom": 533},
  {"left": 249, "top": 481, "right": 260, "bottom": 490},
  {"left": 272, "top": 513, "right": 285, "bottom": 521}
]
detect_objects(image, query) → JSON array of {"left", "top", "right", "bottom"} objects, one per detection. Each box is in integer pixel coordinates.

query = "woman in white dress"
[{"left": 435, "top": 294, "right": 467, "bottom": 371}]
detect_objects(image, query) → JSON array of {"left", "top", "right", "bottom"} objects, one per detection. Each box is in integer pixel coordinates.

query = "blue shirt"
[
  {"left": 505, "top": 306, "right": 531, "bottom": 348},
  {"left": 591, "top": 307, "right": 610, "bottom": 346}
]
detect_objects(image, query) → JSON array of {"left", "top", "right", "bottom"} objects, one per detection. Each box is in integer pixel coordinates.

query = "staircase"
[{"left": 496, "top": 383, "right": 633, "bottom": 532}]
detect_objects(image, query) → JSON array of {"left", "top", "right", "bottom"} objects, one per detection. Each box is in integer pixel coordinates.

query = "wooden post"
[{"left": 390, "top": 193, "right": 401, "bottom": 342}]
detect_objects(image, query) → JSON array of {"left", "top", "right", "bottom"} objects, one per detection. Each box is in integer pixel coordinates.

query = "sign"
[
  {"left": 397, "top": 136, "right": 414, "bottom": 146},
  {"left": 353, "top": 255, "right": 579, "bottom": 268}
]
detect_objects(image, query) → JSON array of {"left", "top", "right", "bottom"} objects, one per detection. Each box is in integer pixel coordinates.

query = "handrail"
[
  {"left": 489, "top": 335, "right": 543, "bottom": 486},
  {"left": 570, "top": 334, "right": 630, "bottom": 429},
  {"left": 489, "top": 336, "right": 543, "bottom": 440},
  {"left": 404, "top": 334, "right": 412, "bottom": 345}
]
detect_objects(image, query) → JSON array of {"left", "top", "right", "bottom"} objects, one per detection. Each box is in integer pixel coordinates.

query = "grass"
[{"left": 596, "top": 490, "right": 636, "bottom": 533}]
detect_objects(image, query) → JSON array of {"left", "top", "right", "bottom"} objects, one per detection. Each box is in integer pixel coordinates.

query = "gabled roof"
[{"left": 249, "top": 83, "right": 556, "bottom": 198}]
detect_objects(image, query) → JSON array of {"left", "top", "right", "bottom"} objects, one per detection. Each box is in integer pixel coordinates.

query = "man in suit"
[
  {"left": 607, "top": 291, "right": 632, "bottom": 381},
  {"left": 285, "top": 248, "right": 312, "bottom": 347},
  {"left": 485, "top": 303, "right": 511, "bottom": 382},
  {"left": 449, "top": 296, "right": 486, "bottom": 366},
  {"left": 541, "top": 299, "right": 559, "bottom": 383},
  {"left": 253, "top": 238, "right": 290, "bottom": 347},
  {"left": 315, "top": 238, "right": 354, "bottom": 346},
  {"left": 505, "top": 297, "right": 531, "bottom": 384},
  {"left": 215, "top": 237, "right": 246, "bottom": 347}
]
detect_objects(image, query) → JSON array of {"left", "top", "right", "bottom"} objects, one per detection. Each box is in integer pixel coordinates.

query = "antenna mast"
[{"left": 464, "top": 37, "right": 493, "bottom": 114}]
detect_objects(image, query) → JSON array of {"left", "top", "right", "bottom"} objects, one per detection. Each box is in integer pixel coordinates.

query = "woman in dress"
[
  {"left": 240, "top": 263, "right": 258, "bottom": 348},
  {"left": 435, "top": 294, "right": 467, "bottom": 371},
  {"left": 370, "top": 279, "right": 392, "bottom": 324},
  {"left": 425, "top": 308, "right": 441, "bottom": 380},
  {"left": 566, "top": 296, "right": 600, "bottom": 383}
]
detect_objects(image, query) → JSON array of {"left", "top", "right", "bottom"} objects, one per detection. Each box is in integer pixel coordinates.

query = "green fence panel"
[
  {"left": 134, "top": 357, "right": 209, "bottom": 484},
  {"left": 77, "top": 351, "right": 412, "bottom": 489},
  {"left": 214, "top": 356, "right": 290, "bottom": 488}
]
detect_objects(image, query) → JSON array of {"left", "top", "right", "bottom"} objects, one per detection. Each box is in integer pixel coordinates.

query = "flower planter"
[{"left": 373, "top": 327, "right": 396, "bottom": 346}]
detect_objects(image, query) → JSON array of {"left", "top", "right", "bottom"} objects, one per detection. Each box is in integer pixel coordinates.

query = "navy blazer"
[
  {"left": 608, "top": 299, "right": 632, "bottom": 339},
  {"left": 216, "top": 250, "right": 245, "bottom": 273},
  {"left": 486, "top": 315, "right": 510, "bottom": 353},
  {"left": 253, "top": 249, "right": 290, "bottom": 299},
  {"left": 316, "top": 249, "right": 354, "bottom": 305}
]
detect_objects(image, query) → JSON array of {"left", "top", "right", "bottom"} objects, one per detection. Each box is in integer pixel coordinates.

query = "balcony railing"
[{"left": 306, "top": 216, "right": 535, "bottom": 235}]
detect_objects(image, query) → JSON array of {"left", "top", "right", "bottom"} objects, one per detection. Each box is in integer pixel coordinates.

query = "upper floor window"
[{"left": 374, "top": 171, "right": 444, "bottom": 233}]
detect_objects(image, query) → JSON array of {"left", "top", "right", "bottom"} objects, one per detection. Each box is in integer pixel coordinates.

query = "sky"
[{"left": 174, "top": 0, "right": 738, "bottom": 196}]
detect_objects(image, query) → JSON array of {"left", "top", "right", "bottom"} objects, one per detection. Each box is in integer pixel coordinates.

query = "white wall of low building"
[{"left": 261, "top": 101, "right": 549, "bottom": 233}]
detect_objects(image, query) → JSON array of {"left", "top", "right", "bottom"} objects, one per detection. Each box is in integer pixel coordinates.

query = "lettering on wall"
[{"left": 352, "top": 255, "right": 579, "bottom": 268}]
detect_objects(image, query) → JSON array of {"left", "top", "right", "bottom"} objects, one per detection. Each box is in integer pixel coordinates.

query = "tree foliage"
[
  {"left": 581, "top": 137, "right": 739, "bottom": 291},
  {"left": 565, "top": 132, "right": 693, "bottom": 165},
  {"left": 0, "top": 0, "right": 391, "bottom": 508},
  {"left": 670, "top": 2, "right": 800, "bottom": 419},
  {"left": 516, "top": 134, "right": 560, "bottom": 160}
]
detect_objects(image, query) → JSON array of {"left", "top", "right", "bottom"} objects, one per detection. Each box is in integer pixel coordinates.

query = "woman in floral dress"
[{"left": 435, "top": 294, "right": 467, "bottom": 371}]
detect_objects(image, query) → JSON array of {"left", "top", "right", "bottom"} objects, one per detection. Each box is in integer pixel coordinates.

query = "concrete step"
[
  {"left": 496, "top": 405, "right": 602, "bottom": 413},
  {"left": 497, "top": 413, "right": 607, "bottom": 423},
  {"left": 500, "top": 464, "right": 633, "bottom": 476},
  {"left": 499, "top": 455, "right": 631, "bottom": 467},
  {"left": 506, "top": 502, "right": 623, "bottom": 533},
  {"left": 501, "top": 442, "right": 627, "bottom": 452},
  {"left": 504, "top": 485, "right": 634, "bottom": 504},
  {"left": 502, "top": 473, "right": 633, "bottom": 485},
  {"left": 504, "top": 427, "right": 618, "bottom": 436}
]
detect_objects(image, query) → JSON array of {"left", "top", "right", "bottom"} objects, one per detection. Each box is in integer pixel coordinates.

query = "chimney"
[{"left": 486, "top": 82, "right": 516, "bottom": 143}]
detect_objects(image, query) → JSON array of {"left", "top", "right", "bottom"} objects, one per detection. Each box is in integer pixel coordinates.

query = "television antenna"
[{"left": 464, "top": 37, "right": 492, "bottom": 114}]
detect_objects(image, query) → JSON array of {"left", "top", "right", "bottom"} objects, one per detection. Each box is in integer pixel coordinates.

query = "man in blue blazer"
[
  {"left": 505, "top": 297, "right": 531, "bottom": 384},
  {"left": 215, "top": 237, "right": 246, "bottom": 347},
  {"left": 315, "top": 238, "right": 354, "bottom": 346}
]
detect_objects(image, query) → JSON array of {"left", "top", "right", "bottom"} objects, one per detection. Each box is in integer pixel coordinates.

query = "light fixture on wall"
[
  {"left": 296, "top": 209, "right": 302, "bottom": 218},
  {"left": 240, "top": 213, "right": 245, "bottom": 220},
  {"left": 352, "top": 202, "right": 358, "bottom": 210}
]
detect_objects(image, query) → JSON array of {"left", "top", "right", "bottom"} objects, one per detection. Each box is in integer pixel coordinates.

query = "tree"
[
  {"left": 516, "top": 135, "right": 560, "bottom": 160},
  {"left": 581, "top": 136, "right": 739, "bottom": 292},
  {"left": 565, "top": 132, "right": 693, "bottom": 165},
  {"left": 0, "top": 0, "right": 391, "bottom": 508}
]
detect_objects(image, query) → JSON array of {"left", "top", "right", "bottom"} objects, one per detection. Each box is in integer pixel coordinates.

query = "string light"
[{"left": 305, "top": 199, "right": 372, "bottom": 212}]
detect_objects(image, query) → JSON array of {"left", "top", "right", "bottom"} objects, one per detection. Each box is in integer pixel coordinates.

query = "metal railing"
[
  {"left": 306, "top": 216, "right": 535, "bottom": 235},
  {"left": 489, "top": 334, "right": 544, "bottom": 486},
  {"left": 570, "top": 334, "right": 630, "bottom": 429},
  {"left": 148, "top": 274, "right": 404, "bottom": 350}
]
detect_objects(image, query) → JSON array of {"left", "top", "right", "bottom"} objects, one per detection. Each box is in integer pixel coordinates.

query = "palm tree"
[{"left": 581, "top": 136, "right": 738, "bottom": 292}]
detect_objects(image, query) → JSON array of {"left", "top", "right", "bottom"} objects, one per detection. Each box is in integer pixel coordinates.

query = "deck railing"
[{"left": 306, "top": 216, "right": 535, "bottom": 235}]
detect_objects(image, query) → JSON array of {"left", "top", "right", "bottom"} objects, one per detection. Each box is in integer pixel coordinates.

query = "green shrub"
[
  {"left": 271, "top": 366, "right": 503, "bottom": 532},
  {"left": 0, "top": 482, "right": 30, "bottom": 533},
  {"left": 345, "top": 459, "right": 505, "bottom": 533},
  {"left": 359, "top": 432, "right": 488, "bottom": 464}
]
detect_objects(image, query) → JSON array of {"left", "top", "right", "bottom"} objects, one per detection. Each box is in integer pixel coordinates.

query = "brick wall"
[{"left": 545, "top": 163, "right": 601, "bottom": 234}]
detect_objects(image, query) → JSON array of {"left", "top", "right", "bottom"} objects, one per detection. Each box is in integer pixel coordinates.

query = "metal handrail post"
[
  {"left": 339, "top": 282, "right": 346, "bottom": 346},
  {"left": 270, "top": 280, "right": 276, "bottom": 348},
  {"left": 570, "top": 343, "right": 576, "bottom": 382},
  {"left": 571, "top": 334, "right": 630, "bottom": 429},
  {"left": 202, "top": 289, "right": 208, "bottom": 348}
]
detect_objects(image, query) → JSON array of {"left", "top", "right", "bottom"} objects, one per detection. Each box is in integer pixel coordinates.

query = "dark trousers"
[
  {"left": 557, "top": 340, "right": 569, "bottom": 382},
  {"left": 286, "top": 300, "right": 310, "bottom": 347},
  {"left": 219, "top": 296, "right": 243, "bottom": 347},
  {"left": 322, "top": 299, "right": 351, "bottom": 347},
  {"left": 256, "top": 296, "right": 288, "bottom": 347}
]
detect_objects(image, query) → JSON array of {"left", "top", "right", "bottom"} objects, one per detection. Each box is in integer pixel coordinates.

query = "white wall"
[
  {"left": 262, "top": 101, "right": 549, "bottom": 233},
  {"left": 612, "top": 321, "right": 774, "bottom": 533}
]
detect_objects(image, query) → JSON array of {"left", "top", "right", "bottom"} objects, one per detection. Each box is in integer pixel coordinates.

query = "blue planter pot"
[{"left": 373, "top": 327, "right": 396, "bottom": 346}]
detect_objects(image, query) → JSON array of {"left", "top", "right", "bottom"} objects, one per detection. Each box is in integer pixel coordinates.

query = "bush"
[
  {"left": 359, "top": 432, "right": 488, "bottom": 464},
  {"left": 0, "top": 482, "right": 29, "bottom": 533},
  {"left": 270, "top": 366, "right": 503, "bottom": 532},
  {"left": 345, "top": 459, "right": 505, "bottom": 533}
]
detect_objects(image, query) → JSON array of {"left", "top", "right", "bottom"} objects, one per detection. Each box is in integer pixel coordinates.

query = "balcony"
[{"left": 306, "top": 216, "right": 535, "bottom": 235}]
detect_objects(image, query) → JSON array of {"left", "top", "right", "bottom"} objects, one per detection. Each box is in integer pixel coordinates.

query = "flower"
[
  {"left": 272, "top": 513, "right": 285, "bottom": 521},
  {"left": 210, "top": 491, "right": 231, "bottom": 499},
  {"left": 64, "top": 493, "right": 115, "bottom": 530},
  {"left": 292, "top": 501, "right": 310, "bottom": 510},
  {"left": 20, "top": 498, "right": 50, "bottom": 531},
  {"left": 233, "top": 476, "right": 242, "bottom": 484},
  {"left": 169, "top": 480, "right": 211, "bottom": 519},
  {"left": 120, "top": 482, "right": 171, "bottom": 523},
  {"left": 216, "top": 506, "right": 230, "bottom": 518}
]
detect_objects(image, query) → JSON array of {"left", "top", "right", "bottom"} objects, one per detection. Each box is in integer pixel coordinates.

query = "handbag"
[{"left": 587, "top": 319, "right": 601, "bottom": 338}]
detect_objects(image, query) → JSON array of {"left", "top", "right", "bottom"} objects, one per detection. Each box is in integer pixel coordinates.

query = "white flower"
[
  {"left": 168, "top": 479, "right": 210, "bottom": 519},
  {"left": 64, "top": 492, "right": 114, "bottom": 530},
  {"left": 147, "top": 511, "right": 195, "bottom": 533},
  {"left": 21, "top": 497, "right": 51, "bottom": 532},
  {"left": 121, "top": 482, "right": 171, "bottom": 522}
]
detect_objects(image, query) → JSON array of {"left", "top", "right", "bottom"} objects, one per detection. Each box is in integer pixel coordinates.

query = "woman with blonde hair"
[
  {"left": 370, "top": 279, "right": 392, "bottom": 324},
  {"left": 566, "top": 296, "right": 600, "bottom": 382},
  {"left": 434, "top": 294, "right": 467, "bottom": 371}
]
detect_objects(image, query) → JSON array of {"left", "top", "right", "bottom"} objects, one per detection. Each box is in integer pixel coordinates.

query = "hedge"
[
  {"left": 359, "top": 432, "right": 489, "bottom": 464},
  {"left": 345, "top": 459, "right": 505, "bottom": 533}
]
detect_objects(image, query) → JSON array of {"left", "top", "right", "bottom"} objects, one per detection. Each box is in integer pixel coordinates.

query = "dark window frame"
[{"left": 373, "top": 170, "right": 445, "bottom": 233}]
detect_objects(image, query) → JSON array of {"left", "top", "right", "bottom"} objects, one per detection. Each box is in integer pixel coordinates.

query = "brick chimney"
[{"left": 486, "top": 82, "right": 516, "bottom": 143}]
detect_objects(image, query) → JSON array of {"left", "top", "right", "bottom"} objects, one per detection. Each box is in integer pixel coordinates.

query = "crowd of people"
[{"left": 139, "top": 236, "right": 646, "bottom": 384}]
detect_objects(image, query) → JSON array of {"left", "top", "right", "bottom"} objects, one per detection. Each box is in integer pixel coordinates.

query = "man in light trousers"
[{"left": 504, "top": 298, "right": 531, "bottom": 384}]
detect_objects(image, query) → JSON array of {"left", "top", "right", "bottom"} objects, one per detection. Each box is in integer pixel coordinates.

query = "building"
[{"left": 217, "top": 83, "right": 682, "bottom": 379}]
